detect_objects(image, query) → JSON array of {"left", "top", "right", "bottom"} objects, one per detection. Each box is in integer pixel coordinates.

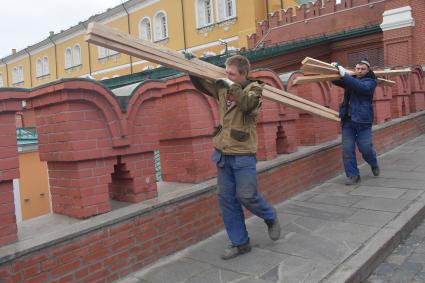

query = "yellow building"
[{"left": 0, "top": 0, "right": 298, "bottom": 88}]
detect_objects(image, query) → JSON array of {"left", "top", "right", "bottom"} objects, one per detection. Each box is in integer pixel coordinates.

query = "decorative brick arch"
[
  {"left": 288, "top": 72, "right": 339, "bottom": 146},
  {"left": 373, "top": 84, "right": 393, "bottom": 124},
  {"left": 390, "top": 74, "right": 411, "bottom": 118},
  {"left": 250, "top": 69, "right": 298, "bottom": 159},
  {"left": 410, "top": 66, "right": 425, "bottom": 112}
]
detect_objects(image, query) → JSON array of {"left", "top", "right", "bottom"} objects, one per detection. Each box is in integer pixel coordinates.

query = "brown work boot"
[
  {"left": 345, "top": 175, "right": 360, "bottom": 185},
  {"left": 265, "top": 208, "right": 281, "bottom": 241},
  {"left": 371, "top": 166, "right": 380, "bottom": 176},
  {"left": 221, "top": 240, "right": 251, "bottom": 260}
]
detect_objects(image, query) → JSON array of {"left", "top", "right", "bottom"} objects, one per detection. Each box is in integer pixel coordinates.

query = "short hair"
[
  {"left": 225, "top": 55, "right": 251, "bottom": 75},
  {"left": 357, "top": 59, "right": 371, "bottom": 69}
]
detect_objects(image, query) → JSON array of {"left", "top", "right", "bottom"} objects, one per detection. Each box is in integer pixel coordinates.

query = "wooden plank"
[
  {"left": 264, "top": 85, "right": 338, "bottom": 116},
  {"left": 301, "top": 63, "right": 339, "bottom": 75},
  {"left": 293, "top": 74, "right": 396, "bottom": 87},
  {"left": 374, "top": 68, "right": 411, "bottom": 76},
  {"left": 302, "top": 57, "right": 335, "bottom": 68},
  {"left": 302, "top": 57, "right": 410, "bottom": 77},
  {"left": 86, "top": 23, "right": 340, "bottom": 121}
]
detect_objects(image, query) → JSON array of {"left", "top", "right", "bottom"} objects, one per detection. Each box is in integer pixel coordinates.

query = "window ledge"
[
  {"left": 153, "top": 37, "right": 169, "bottom": 45},
  {"left": 36, "top": 74, "right": 51, "bottom": 80},
  {"left": 217, "top": 17, "right": 237, "bottom": 26},
  {"left": 65, "top": 64, "right": 83, "bottom": 72},
  {"left": 12, "top": 81, "right": 25, "bottom": 87}
]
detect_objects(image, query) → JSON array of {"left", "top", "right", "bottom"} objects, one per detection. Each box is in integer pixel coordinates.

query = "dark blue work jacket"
[{"left": 332, "top": 74, "right": 377, "bottom": 124}]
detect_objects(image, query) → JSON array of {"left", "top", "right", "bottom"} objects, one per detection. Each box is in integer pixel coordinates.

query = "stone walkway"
[
  {"left": 366, "top": 219, "right": 425, "bottom": 283},
  {"left": 118, "top": 135, "right": 425, "bottom": 283}
]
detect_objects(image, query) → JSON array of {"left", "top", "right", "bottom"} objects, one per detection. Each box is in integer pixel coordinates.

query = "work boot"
[
  {"left": 371, "top": 166, "right": 380, "bottom": 176},
  {"left": 345, "top": 175, "right": 360, "bottom": 185},
  {"left": 221, "top": 240, "right": 251, "bottom": 260},
  {"left": 265, "top": 208, "right": 281, "bottom": 241}
]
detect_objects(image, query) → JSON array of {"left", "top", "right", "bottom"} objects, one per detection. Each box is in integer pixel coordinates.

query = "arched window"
[
  {"left": 196, "top": 0, "right": 213, "bottom": 28},
  {"left": 43, "top": 56, "right": 49, "bottom": 75},
  {"left": 65, "top": 48, "right": 72, "bottom": 69},
  {"left": 154, "top": 11, "right": 168, "bottom": 41},
  {"left": 18, "top": 66, "right": 24, "bottom": 82},
  {"left": 140, "top": 17, "right": 152, "bottom": 41},
  {"left": 73, "top": 44, "right": 81, "bottom": 66},
  {"left": 12, "top": 67, "right": 18, "bottom": 83},
  {"left": 216, "top": 0, "right": 236, "bottom": 22},
  {"left": 98, "top": 46, "right": 107, "bottom": 59},
  {"left": 36, "top": 59, "right": 43, "bottom": 77}
]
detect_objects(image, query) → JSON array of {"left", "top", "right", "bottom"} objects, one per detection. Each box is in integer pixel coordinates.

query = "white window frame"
[
  {"left": 216, "top": 0, "right": 236, "bottom": 22},
  {"left": 12, "top": 65, "right": 24, "bottom": 84},
  {"left": 98, "top": 46, "right": 107, "bottom": 59},
  {"left": 12, "top": 67, "right": 18, "bottom": 84},
  {"left": 154, "top": 10, "right": 168, "bottom": 41},
  {"left": 73, "top": 44, "right": 82, "bottom": 66},
  {"left": 36, "top": 58, "right": 43, "bottom": 78},
  {"left": 18, "top": 66, "right": 24, "bottom": 83},
  {"left": 196, "top": 0, "right": 214, "bottom": 28},
  {"left": 139, "top": 17, "right": 152, "bottom": 41},
  {"left": 65, "top": 48, "right": 72, "bottom": 69},
  {"left": 43, "top": 56, "right": 49, "bottom": 75}
]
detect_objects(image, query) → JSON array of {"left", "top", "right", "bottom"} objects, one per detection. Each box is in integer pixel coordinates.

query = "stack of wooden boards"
[
  {"left": 85, "top": 23, "right": 340, "bottom": 122},
  {"left": 293, "top": 57, "right": 411, "bottom": 87},
  {"left": 85, "top": 24, "right": 407, "bottom": 122}
]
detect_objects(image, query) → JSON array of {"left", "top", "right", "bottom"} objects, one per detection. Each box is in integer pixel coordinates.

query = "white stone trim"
[
  {"left": 186, "top": 36, "right": 238, "bottom": 52},
  {"left": 29, "top": 43, "right": 54, "bottom": 56},
  {"left": 127, "top": 0, "right": 160, "bottom": 14},
  {"left": 380, "top": 6, "right": 415, "bottom": 32},
  {"left": 13, "top": 179, "right": 22, "bottom": 223}
]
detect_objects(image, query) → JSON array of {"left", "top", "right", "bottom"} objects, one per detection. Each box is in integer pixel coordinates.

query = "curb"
[{"left": 322, "top": 194, "right": 425, "bottom": 283}]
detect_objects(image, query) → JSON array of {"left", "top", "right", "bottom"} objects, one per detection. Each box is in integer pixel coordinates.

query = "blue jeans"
[
  {"left": 341, "top": 119, "right": 378, "bottom": 177},
  {"left": 211, "top": 149, "right": 275, "bottom": 246}
]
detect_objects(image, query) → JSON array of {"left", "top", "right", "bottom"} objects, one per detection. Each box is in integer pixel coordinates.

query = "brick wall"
[
  {"left": 1, "top": 111, "right": 424, "bottom": 282},
  {"left": 248, "top": 0, "right": 385, "bottom": 49},
  {"left": 0, "top": 91, "right": 25, "bottom": 246}
]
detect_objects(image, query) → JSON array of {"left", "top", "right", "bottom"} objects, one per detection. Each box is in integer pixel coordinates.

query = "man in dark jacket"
[
  {"left": 190, "top": 55, "right": 281, "bottom": 260},
  {"left": 332, "top": 59, "right": 380, "bottom": 185}
]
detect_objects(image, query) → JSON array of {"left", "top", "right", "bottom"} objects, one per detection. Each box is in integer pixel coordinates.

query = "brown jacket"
[{"left": 190, "top": 76, "right": 263, "bottom": 155}]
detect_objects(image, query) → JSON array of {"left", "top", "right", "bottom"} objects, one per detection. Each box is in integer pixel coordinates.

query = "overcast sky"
[{"left": 0, "top": 0, "right": 126, "bottom": 58}]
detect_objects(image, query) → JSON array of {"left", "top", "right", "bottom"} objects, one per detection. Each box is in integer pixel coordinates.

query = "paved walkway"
[{"left": 119, "top": 135, "right": 425, "bottom": 283}]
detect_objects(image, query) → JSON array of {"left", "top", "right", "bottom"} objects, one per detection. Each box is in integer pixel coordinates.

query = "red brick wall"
[
  {"left": 0, "top": 92, "right": 25, "bottom": 246},
  {"left": 248, "top": 0, "right": 385, "bottom": 49},
  {"left": 1, "top": 112, "right": 424, "bottom": 282}
]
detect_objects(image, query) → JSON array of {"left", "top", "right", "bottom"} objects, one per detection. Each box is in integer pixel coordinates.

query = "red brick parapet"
[
  {"left": 247, "top": 0, "right": 385, "bottom": 49},
  {"left": 390, "top": 74, "right": 411, "bottom": 118},
  {"left": 0, "top": 90, "right": 26, "bottom": 246},
  {"left": 410, "top": 66, "right": 425, "bottom": 113},
  {"left": 251, "top": 69, "right": 298, "bottom": 159},
  {"left": 287, "top": 72, "right": 339, "bottom": 146}
]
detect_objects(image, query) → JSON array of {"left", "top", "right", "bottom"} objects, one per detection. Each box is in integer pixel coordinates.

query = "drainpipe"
[
  {"left": 1, "top": 59, "right": 9, "bottom": 87},
  {"left": 80, "top": 22, "right": 92, "bottom": 77},
  {"left": 265, "top": 0, "right": 270, "bottom": 21},
  {"left": 180, "top": 0, "right": 188, "bottom": 51},
  {"left": 48, "top": 32, "right": 59, "bottom": 80},
  {"left": 24, "top": 48, "right": 33, "bottom": 88},
  {"left": 122, "top": 3, "right": 134, "bottom": 74}
]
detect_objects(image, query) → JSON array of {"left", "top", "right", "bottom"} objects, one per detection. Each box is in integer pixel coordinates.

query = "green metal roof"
[
  {"left": 100, "top": 24, "right": 381, "bottom": 90},
  {"left": 16, "top": 127, "right": 38, "bottom": 145}
]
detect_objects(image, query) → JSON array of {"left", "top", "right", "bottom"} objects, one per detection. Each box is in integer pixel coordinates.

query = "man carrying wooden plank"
[
  {"left": 331, "top": 59, "right": 380, "bottom": 185},
  {"left": 190, "top": 55, "right": 281, "bottom": 260}
]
